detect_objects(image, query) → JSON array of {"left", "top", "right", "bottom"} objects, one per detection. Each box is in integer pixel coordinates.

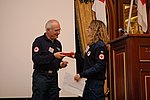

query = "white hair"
[{"left": 45, "top": 19, "right": 59, "bottom": 30}]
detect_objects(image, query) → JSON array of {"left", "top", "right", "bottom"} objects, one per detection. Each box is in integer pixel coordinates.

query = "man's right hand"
[{"left": 54, "top": 52, "right": 65, "bottom": 59}]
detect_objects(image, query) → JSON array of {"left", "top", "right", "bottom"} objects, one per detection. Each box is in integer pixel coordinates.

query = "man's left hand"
[{"left": 60, "top": 61, "right": 68, "bottom": 68}]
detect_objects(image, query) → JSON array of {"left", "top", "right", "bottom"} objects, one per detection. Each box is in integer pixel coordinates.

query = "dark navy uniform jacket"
[
  {"left": 32, "top": 33, "right": 62, "bottom": 71},
  {"left": 75, "top": 39, "right": 108, "bottom": 80}
]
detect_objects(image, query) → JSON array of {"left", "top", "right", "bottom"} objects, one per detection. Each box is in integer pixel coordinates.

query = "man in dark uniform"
[
  {"left": 71, "top": 20, "right": 109, "bottom": 100},
  {"left": 31, "top": 19, "right": 68, "bottom": 100}
]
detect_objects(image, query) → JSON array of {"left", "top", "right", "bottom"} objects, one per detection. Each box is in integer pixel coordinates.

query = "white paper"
[{"left": 62, "top": 72, "right": 86, "bottom": 96}]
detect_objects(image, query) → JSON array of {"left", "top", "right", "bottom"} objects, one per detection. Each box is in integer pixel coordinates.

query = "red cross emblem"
[
  {"left": 99, "top": 0, "right": 105, "bottom": 3},
  {"left": 140, "top": 0, "right": 146, "bottom": 5},
  {"left": 99, "top": 54, "right": 104, "bottom": 60},
  {"left": 34, "top": 47, "right": 39, "bottom": 52}
]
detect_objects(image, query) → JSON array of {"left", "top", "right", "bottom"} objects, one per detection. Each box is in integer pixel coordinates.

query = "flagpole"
[{"left": 126, "top": 0, "right": 134, "bottom": 34}]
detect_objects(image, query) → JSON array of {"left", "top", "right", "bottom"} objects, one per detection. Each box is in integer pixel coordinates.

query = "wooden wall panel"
[
  {"left": 140, "top": 69, "right": 150, "bottom": 100},
  {"left": 113, "top": 51, "right": 126, "bottom": 100}
]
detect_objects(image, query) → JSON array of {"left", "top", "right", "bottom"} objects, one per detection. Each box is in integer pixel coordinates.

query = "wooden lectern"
[{"left": 109, "top": 34, "right": 150, "bottom": 100}]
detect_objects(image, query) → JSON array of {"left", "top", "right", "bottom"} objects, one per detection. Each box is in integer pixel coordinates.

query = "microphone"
[{"left": 118, "top": 28, "right": 127, "bottom": 34}]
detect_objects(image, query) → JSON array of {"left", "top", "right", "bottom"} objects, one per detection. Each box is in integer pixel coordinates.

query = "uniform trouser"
[
  {"left": 31, "top": 70, "right": 60, "bottom": 100},
  {"left": 83, "top": 79, "right": 105, "bottom": 100}
]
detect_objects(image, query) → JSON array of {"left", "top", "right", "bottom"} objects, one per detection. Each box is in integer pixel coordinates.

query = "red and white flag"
[
  {"left": 136, "top": 0, "right": 148, "bottom": 32},
  {"left": 92, "top": 0, "right": 107, "bottom": 27}
]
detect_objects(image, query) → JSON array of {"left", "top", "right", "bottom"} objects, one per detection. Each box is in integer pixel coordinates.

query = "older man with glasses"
[{"left": 31, "top": 19, "right": 68, "bottom": 100}]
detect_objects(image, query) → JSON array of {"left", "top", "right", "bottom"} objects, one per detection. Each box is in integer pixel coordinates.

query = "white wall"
[{"left": 0, "top": 0, "right": 76, "bottom": 98}]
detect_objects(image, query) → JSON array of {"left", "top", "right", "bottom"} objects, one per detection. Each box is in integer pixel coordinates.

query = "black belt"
[{"left": 35, "top": 69, "right": 55, "bottom": 74}]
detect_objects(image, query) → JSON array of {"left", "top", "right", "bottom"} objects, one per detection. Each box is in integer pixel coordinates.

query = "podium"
[{"left": 109, "top": 34, "right": 150, "bottom": 100}]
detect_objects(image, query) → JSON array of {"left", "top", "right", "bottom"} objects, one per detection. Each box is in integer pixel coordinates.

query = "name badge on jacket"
[{"left": 49, "top": 47, "right": 54, "bottom": 53}]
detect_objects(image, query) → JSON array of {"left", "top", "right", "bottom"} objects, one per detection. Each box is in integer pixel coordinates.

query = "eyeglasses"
[
  {"left": 53, "top": 28, "right": 61, "bottom": 33},
  {"left": 47, "top": 28, "right": 62, "bottom": 33}
]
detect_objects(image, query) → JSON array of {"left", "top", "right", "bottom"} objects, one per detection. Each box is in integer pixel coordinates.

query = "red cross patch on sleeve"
[
  {"left": 34, "top": 47, "right": 39, "bottom": 52},
  {"left": 99, "top": 54, "right": 104, "bottom": 60}
]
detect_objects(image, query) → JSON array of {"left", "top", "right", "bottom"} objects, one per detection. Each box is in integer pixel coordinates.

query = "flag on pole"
[
  {"left": 136, "top": 0, "right": 148, "bottom": 32},
  {"left": 92, "top": 0, "right": 107, "bottom": 27}
]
